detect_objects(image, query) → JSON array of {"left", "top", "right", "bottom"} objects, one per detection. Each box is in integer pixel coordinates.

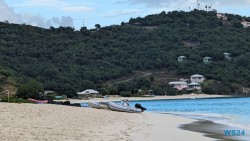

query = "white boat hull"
[
  {"left": 88, "top": 102, "right": 109, "bottom": 109},
  {"left": 108, "top": 102, "right": 141, "bottom": 113}
]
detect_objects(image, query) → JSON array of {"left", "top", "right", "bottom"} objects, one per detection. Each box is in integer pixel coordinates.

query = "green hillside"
[{"left": 0, "top": 10, "right": 250, "bottom": 97}]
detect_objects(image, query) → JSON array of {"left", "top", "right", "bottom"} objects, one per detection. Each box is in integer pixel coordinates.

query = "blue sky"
[{"left": 1, "top": 0, "right": 250, "bottom": 30}]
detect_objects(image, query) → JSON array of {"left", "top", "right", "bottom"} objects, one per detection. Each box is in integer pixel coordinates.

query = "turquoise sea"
[{"left": 129, "top": 97, "right": 250, "bottom": 130}]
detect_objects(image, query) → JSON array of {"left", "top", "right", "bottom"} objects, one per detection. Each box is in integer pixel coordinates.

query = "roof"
[
  {"left": 191, "top": 74, "right": 204, "bottom": 77},
  {"left": 178, "top": 56, "right": 187, "bottom": 58},
  {"left": 204, "top": 57, "right": 212, "bottom": 59},
  {"left": 77, "top": 89, "right": 99, "bottom": 95},
  {"left": 242, "top": 21, "right": 250, "bottom": 23},
  {"left": 224, "top": 52, "right": 231, "bottom": 55},
  {"left": 44, "top": 90, "right": 55, "bottom": 95},
  {"left": 168, "top": 81, "right": 187, "bottom": 85},
  {"left": 188, "top": 82, "right": 200, "bottom": 86}
]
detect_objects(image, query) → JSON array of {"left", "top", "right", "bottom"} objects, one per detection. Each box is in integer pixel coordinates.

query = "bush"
[
  {"left": 164, "top": 86, "right": 178, "bottom": 95},
  {"left": 16, "top": 79, "right": 44, "bottom": 99},
  {"left": 202, "top": 81, "right": 231, "bottom": 95},
  {"left": 120, "top": 91, "right": 132, "bottom": 97},
  {"left": 0, "top": 96, "right": 31, "bottom": 103}
]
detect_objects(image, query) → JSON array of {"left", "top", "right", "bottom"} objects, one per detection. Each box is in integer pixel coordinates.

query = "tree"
[
  {"left": 152, "top": 86, "right": 165, "bottom": 95},
  {"left": 95, "top": 24, "right": 101, "bottom": 29},
  {"left": 136, "top": 78, "right": 152, "bottom": 89},
  {"left": 121, "top": 21, "right": 125, "bottom": 26},
  {"left": 232, "top": 20, "right": 243, "bottom": 28},
  {"left": 16, "top": 80, "right": 44, "bottom": 99},
  {"left": 80, "top": 26, "right": 90, "bottom": 35}
]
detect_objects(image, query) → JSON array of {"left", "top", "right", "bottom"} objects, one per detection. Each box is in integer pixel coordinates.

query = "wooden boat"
[{"left": 108, "top": 102, "right": 141, "bottom": 113}]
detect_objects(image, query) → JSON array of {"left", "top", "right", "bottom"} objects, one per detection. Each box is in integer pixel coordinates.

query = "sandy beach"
[{"left": 0, "top": 103, "right": 213, "bottom": 141}]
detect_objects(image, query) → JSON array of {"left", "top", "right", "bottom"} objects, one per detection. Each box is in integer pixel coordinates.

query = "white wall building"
[
  {"left": 77, "top": 89, "right": 99, "bottom": 98},
  {"left": 217, "top": 13, "right": 227, "bottom": 20},
  {"left": 190, "top": 74, "right": 205, "bottom": 83},
  {"left": 168, "top": 81, "right": 188, "bottom": 90},
  {"left": 241, "top": 21, "right": 250, "bottom": 28},
  {"left": 178, "top": 56, "right": 187, "bottom": 62},
  {"left": 188, "top": 82, "right": 201, "bottom": 90}
]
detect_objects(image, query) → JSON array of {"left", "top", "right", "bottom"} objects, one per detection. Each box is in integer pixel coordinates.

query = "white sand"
[{"left": 0, "top": 103, "right": 213, "bottom": 141}]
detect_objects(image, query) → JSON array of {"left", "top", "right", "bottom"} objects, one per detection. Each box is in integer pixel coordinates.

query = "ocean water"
[{"left": 129, "top": 97, "right": 250, "bottom": 130}]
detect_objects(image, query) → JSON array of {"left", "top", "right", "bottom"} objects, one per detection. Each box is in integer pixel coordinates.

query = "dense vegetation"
[{"left": 0, "top": 10, "right": 250, "bottom": 98}]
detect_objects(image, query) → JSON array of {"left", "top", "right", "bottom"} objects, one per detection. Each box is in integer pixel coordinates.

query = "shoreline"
[
  {"left": 131, "top": 112, "right": 213, "bottom": 141},
  {"left": 67, "top": 94, "right": 235, "bottom": 104},
  {"left": 180, "top": 120, "right": 249, "bottom": 141}
]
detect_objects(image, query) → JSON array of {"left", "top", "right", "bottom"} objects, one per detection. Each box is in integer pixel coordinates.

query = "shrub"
[{"left": 120, "top": 91, "right": 132, "bottom": 97}]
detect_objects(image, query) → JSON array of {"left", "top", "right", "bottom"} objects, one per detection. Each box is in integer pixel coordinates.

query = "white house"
[
  {"left": 190, "top": 74, "right": 205, "bottom": 83},
  {"left": 77, "top": 89, "right": 99, "bottom": 98},
  {"left": 203, "top": 57, "right": 212, "bottom": 64},
  {"left": 223, "top": 52, "right": 231, "bottom": 60},
  {"left": 178, "top": 56, "right": 187, "bottom": 62},
  {"left": 168, "top": 81, "right": 188, "bottom": 90},
  {"left": 241, "top": 21, "right": 250, "bottom": 28},
  {"left": 188, "top": 82, "right": 201, "bottom": 90},
  {"left": 217, "top": 13, "right": 227, "bottom": 20},
  {"left": 44, "top": 90, "right": 56, "bottom": 95}
]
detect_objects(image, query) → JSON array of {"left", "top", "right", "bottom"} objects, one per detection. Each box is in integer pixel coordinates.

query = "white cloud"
[
  {"left": 52, "top": 16, "right": 74, "bottom": 27},
  {"left": 0, "top": 0, "right": 74, "bottom": 28},
  {"left": 21, "top": 13, "right": 74, "bottom": 28},
  {"left": 102, "top": 9, "right": 142, "bottom": 17},
  {"left": 216, "top": 0, "right": 250, "bottom": 6},
  {"left": 19, "top": 0, "right": 96, "bottom": 13},
  {"left": 61, "top": 6, "right": 95, "bottom": 12},
  {"left": 0, "top": 0, "right": 22, "bottom": 23},
  {"left": 21, "top": 0, "right": 62, "bottom": 7}
]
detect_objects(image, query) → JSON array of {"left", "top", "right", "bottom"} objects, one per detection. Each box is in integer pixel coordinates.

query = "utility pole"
[
  {"left": 7, "top": 90, "right": 9, "bottom": 103},
  {"left": 82, "top": 20, "right": 85, "bottom": 27}
]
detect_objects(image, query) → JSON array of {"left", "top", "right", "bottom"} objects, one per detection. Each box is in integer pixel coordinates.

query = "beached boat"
[
  {"left": 108, "top": 102, "right": 141, "bottom": 113},
  {"left": 88, "top": 102, "right": 102, "bottom": 109},
  {"left": 27, "top": 98, "right": 48, "bottom": 104},
  {"left": 88, "top": 102, "right": 109, "bottom": 109},
  {"left": 99, "top": 102, "right": 109, "bottom": 109}
]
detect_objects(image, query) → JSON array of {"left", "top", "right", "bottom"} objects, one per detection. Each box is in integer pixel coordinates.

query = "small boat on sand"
[
  {"left": 108, "top": 102, "right": 141, "bottom": 113},
  {"left": 88, "top": 102, "right": 102, "bottom": 109},
  {"left": 99, "top": 102, "right": 109, "bottom": 109},
  {"left": 28, "top": 98, "right": 48, "bottom": 104},
  {"left": 88, "top": 102, "right": 109, "bottom": 109}
]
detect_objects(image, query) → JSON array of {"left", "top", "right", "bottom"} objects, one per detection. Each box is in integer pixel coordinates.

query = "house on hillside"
[
  {"left": 44, "top": 90, "right": 56, "bottom": 95},
  {"left": 223, "top": 52, "right": 231, "bottom": 60},
  {"left": 190, "top": 74, "right": 205, "bottom": 83},
  {"left": 178, "top": 56, "right": 187, "bottom": 62},
  {"left": 77, "top": 89, "right": 100, "bottom": 99},
  {"left": 203, "top": 57, "right": 212, "bottom": 64},
  {"left": 168, "top": 81, "right": 188, "bottom": 90},
  {"left": 188, "top": 82, "right": 201, "bottom": 90},
  {"left": 241, "top": 21, "right": 250, "bottom": 28},
  {"left": 217, "top": 13, "right": 227, "bottom": 20}
]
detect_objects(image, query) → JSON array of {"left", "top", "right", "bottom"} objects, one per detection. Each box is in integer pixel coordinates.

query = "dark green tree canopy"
[{"left": 0, "top": 10, "right": 250, "bottom": 96}]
